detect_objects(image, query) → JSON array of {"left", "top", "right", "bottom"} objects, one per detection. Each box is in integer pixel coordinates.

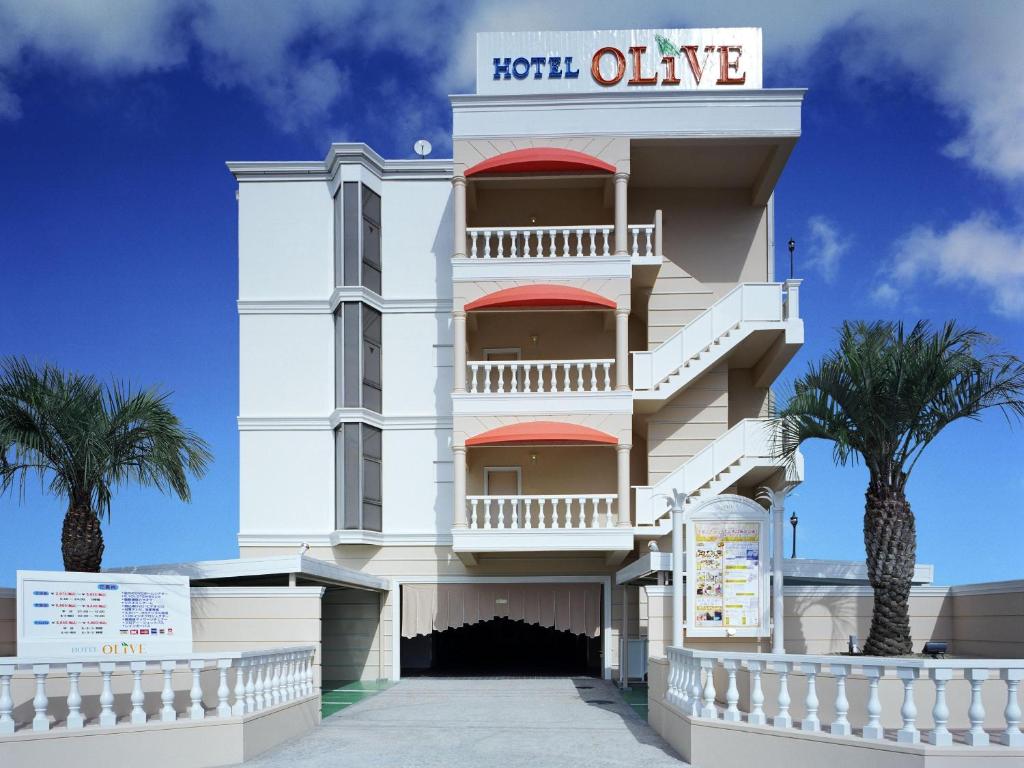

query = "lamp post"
[
  {"left": 789, "top": 510, "right": 798, "bottom": 559},
  {"left": 787, "top": 238, "right": 796, "bottom": 279}
]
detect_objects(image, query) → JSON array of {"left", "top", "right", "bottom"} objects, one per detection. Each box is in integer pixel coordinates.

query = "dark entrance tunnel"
[{"left": 401, "top": 617, "right": 601, "bottom": 677}]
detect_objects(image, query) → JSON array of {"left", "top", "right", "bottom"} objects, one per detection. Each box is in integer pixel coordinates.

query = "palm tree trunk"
[
  {"left": 61, "top": 504, "right": 104, "bottom": 572},
  {"left": 862, "top": 479, "right": 916, "bottom": 656}
]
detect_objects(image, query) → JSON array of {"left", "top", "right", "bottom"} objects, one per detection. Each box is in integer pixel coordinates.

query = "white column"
[
  {"left": 772, "top": 489, "right": 786, "bottom": 654},
  {"left": 453, "top": 310, "right": 467, "bottom": 393},
  {"left": 453, "top": 445, "right": 468, "bottom": 529},
  {"left": 613, "top": 172, "right": 629, "bottom": 256},
  {"left": 452, "top": 175, "right": 467, "bottom": 259},
  {"left": 620, "top": 586, "right": 629, "bottom": 688},
  {"left": 615, "top": 307, "right": 629, "bottom": 391},
  {"left": 671, "top": 496, "right": 685, "bottom": 648},
  {"left": 616, "top": 443, "right": 631, "bottom": 527},
  {"left": 654, "top": 209, "right": 664, "bottom": 258}
]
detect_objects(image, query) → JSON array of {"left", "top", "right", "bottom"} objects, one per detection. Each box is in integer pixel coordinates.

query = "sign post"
[
  {"left": 685, "top": 495, "right": 770, "bottom": 638},
  {"left": 16, "top": 570, "right": 193, "bottom": 659}
]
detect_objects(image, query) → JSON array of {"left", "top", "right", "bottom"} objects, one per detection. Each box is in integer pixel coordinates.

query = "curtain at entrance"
[{"left": 401, "top": 583, "right": 601, "bottom": 638}]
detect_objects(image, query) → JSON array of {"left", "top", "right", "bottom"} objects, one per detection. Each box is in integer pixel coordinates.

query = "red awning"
[
  {"left": 465, "top": 284, "right": 615, "bottom": 312},
  {"left": 467, "top": 421, "right": 618, "bottom": 447},
  {"left": 465, "top": 148, "right": 616, "bottom": 177}
]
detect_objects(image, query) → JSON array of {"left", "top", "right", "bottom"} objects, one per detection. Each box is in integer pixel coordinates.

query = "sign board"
[
  {"left": 476, "top": 29, "right": 763, "bottom": 95},
  {"left": 16, "top": 570, "right": 192, "bottom": 658},
  {"left": 685, "top": 495, "right": 769, "bottom": 638}
]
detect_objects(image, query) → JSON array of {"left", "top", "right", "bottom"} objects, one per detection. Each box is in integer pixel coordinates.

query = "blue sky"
[{"left": 0, "top": 2, "right": 1022, "bottom": 584}]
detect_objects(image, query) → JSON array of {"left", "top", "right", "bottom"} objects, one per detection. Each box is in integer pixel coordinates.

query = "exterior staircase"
[
  {"left": 633, "top": 418, "right": 803, "bottom": 530},
  {"left": 632, "top": 281, "right": 803, "bottom": 406}
]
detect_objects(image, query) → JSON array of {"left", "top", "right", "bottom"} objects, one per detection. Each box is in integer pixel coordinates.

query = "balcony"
[
  {"left": 466, "top": 221, "right": 658, "bottom": 262},
  {"left": 451, "top": 426, "right": 634, "bottom": 564},
  {"left": 452, "top": 216, "right": 662, "bottom": 283},
  {"left": 466, "top": 359, "right": 615, "bottom": 394},
  {"left": 453, "top": 291, "right": 632, "bottom": 417}
]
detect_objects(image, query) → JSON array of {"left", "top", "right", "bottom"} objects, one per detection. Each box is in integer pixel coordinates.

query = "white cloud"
[
  {"left": 0, "top": 0, "right": 1022, "bottom": 177},
  {"left": 869, "top": 281, "right": 900, "bottom": 307},
  {"left": 881, "top": 215, "right": 1024, "bottom": 318},
  {"left": 803, "top": 216, "right": 847, "bottom": 283}
]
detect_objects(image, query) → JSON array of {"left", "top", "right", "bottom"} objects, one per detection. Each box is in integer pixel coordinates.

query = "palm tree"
[
  {"left": 774, "top": 321, "right": 1024, "bottom": 656},
  {"left": 0, "top": 357, "right": 212, "bottom": 572}
]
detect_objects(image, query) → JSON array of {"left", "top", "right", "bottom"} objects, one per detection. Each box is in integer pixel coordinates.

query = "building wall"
[
  {"left": 321, "top": 587, "right": 386, "bottom": 682},
  {"left": 453, "top": 136, "right": 629, "bottom": 176},
  {"left": 951, "top": 580, "right": 1024, "bottom": 658},
  {"left": 465, "top": 446, "right": 617, "bottom": 496},
  {"left": 236, "top": 163, "right": 455, "bottom": 544},
  {"left": 645, "top": 362, "right": 729, "bottom": 484}
]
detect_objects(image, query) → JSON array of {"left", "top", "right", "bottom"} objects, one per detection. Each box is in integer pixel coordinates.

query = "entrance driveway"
[{"left": 243, "top": 678, "right": 688, "bottom": 768}]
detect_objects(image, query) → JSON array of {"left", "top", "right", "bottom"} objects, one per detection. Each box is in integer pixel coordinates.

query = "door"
[
  {"left": 484, "top": 467, "right": 521, "bottom": 528},
  {"left": 484, "top": 347, "right": 520, "bottom": 392}
]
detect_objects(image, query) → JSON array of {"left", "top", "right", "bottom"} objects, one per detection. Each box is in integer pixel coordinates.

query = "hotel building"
[{"left": 229, "top": 28, "right": 806, "bottom": 682}]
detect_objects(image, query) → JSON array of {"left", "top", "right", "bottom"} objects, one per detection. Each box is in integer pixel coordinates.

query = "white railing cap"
[
  {"left": 467, "top": 358, "right": 614, "bottom": 365},
  {"left": 667, "top": 646, "right": 1024, "bottom": 672},
  {"left": 0, "top": 644, "right": 316, "bottom": 668}
]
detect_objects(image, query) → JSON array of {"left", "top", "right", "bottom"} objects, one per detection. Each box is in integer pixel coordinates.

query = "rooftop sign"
[{"left": 476, "top": 29, "right": 762, "bottom": 95}]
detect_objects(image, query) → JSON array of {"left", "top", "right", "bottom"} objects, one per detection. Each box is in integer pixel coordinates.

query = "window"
[
  {"left": 339, "top": 181, "right": 382, "bottom": 292},
  {"left": 335, "top": 423, "right": 383, "bottom": 532},
  {"left": 335, "top": 303, "right": 382, "bottom": 413},
  {"left": 362, "top": 305, "right": 382, "bottom": 412},
  {"left": 362, "top": 186, "right": 382, "bottom": 293}
]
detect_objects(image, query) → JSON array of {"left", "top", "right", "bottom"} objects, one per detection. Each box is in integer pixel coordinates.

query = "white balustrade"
[
  {"left": 466, "top": 494, "right": 617, "bottom": 530},
  {"left": 627, "top": 224, "right": 655, "bottom": 258},
  {"left": 467, "top": 226, "right": 613, "bottom": 260},
  {"left": 466, "top": 359, "right": 613, "bottom": 395},
  {"left": 664, "top": 647, "right": 1024, "bottom": 751},
  {"left": 631, "top": 282, "right": 789, "bottom": 392},
  {"left": 0, "top": 646, "right": 315, "bottom": 735}
]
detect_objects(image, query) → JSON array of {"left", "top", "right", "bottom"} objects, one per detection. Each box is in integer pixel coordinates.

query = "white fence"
[
  {"left": 465, "top": 221, "right": 657, "bottom": 260},
  {"left": 666, "top": 646, "right": 1023, "bottom": 748},
  {"left": 466, "top": 359, "right": 614, "bottom": 394},
  {"left": 466, "top": 494, "right": 619, "bottom": 530},
  {"left": 0, "top": 646, "right": 315, "bottom": 734}
]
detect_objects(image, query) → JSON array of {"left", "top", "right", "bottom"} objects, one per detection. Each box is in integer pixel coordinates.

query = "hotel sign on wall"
[
  {"left": 476, "top": 28, "right": 762, "bottom": 95},
  {"left": 16, "top": 570, "right": 193, "bottom": 658}
]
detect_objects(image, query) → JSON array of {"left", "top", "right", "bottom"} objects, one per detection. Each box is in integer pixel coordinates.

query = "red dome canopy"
[
  {"left": 466, "top": 421, "right": 618, "bottom": 447},
  {"left": 465, "top": 284, "right": 615, "bottom": 312},
  {"left": 465, "top": 148, "right": 616, "bottom": 177}
]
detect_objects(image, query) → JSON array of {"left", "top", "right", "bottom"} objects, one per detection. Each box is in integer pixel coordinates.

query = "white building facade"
[{"left": 230, "top": 28, "right": 805, "bottom": 682}]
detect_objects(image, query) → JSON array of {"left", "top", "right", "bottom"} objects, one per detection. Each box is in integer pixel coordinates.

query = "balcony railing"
[
  {"left": 0, "top": 646, "right": 315, "bottom": 735},
  {"left": 465, "top": 222, "right": 657, "bottom": 260},
  {"left": 466, "top": 494, "right": 619, "bottom": 530},
  {"left": 666, "top": 646, "right": 1024, "bottom": 749},
  {"left": 467, "top": 359, "right": 614, "bottom": 394}
]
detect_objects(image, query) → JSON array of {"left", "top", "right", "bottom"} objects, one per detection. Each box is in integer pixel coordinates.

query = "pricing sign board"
[
  {"left": 17, "top": 570, "right": 193, "bottom": 658},
  {"left": 685, "top": 496, "right": 769, "bottom": 638}
]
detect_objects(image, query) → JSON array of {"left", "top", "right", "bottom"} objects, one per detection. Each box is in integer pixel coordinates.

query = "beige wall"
[
  {"left": 322, "top": 587, "right": 386, "bottom": 682},
  {"left": 646, "top": 362, "right": 729, "bottom": 484},
  {"left": 0, "top": 697, "right": 319, "bottom": 768},
  {"left": 728, "top": 367, "right": 772, "bottom": 426},
  {"left": 471, "top": 185, "right": 610, "bottom": 229},
  {"left": 631, "top": 187, "right": 769, "bottom": 347},
  {"left": 468, "top": 310, "right": 615, "bottom": 361},
  {"left": 466, "top": 445, "right": 617, "bottom": 496},
  {"left": 952, "top": 582, "right": 1024, "bottom": 658}
]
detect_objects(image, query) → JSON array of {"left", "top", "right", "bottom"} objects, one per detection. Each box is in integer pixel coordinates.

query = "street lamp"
[
  {"left": 789, "top": 510, "right": 798, "bottom": 559},
  {"left": 787, "top": 238, "right": 796, "bottom": 279}
]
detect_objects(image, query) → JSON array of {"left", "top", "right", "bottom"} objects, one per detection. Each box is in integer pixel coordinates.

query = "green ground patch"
[
  {"left": 620, "top": 682, "right": 649, "bottom": 721},
  {"left": 321, "top": 679, "right": 394, "bottom": 719}
]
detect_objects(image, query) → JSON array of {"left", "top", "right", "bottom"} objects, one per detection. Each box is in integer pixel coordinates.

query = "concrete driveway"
[{"left": 243, "top": 678, "right": 688, "bottom": 768}]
